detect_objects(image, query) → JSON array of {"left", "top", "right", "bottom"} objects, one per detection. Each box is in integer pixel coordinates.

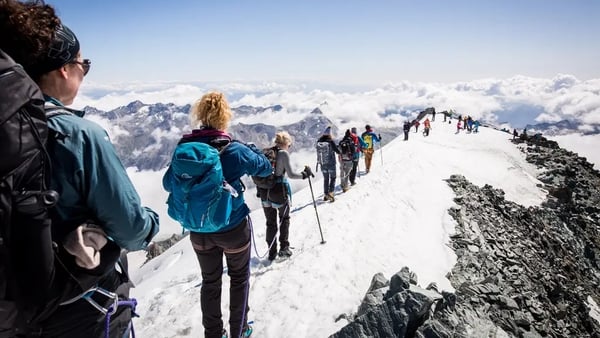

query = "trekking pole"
[
  {"left": 307, "top": 175, "right": 326, "bottom": 244},
  {"left": 379, "top": 143, "right": 384, "bottom": 166}
]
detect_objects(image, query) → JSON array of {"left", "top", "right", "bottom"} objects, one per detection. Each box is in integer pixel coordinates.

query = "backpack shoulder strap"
[{"left": 272, "top": 146, "right": 285, "bottom": 177}]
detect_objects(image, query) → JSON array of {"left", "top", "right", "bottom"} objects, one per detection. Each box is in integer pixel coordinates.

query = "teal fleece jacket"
[{"left": 45, "top": 97, "right": 159, "bottom": 250}]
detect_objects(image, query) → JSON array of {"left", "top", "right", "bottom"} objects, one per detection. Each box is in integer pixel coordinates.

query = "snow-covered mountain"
[
  {"left": 124, "top": 117, "right": 600, "bottom": 337},
  {"left": 525, "top": 119, "right": 600, "bottom": 136},
  {"left": 83, "top": 102, "right": 404, "bottom": 171}
]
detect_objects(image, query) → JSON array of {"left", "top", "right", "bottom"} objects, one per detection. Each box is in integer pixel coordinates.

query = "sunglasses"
[{"left": 70, "top": 59, "right": 91, "bottom": 76}]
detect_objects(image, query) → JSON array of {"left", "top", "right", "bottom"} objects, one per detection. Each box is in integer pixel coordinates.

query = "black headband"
[{"left": 28, "top": 24, "right": 80, "bottom": 79}]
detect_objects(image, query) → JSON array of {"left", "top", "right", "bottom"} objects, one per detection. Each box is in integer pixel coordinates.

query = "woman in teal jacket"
[
  {"left": 0, "top": 2, "right": 158, "bottom": 336},
  {"left": 163, "top": 92, "right": 271, "bottom": 338}
]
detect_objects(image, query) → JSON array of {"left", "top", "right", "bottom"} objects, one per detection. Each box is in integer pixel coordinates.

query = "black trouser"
[
  {"left": 263, "top": 201, "right": 290, "bottom": 258},
  {"left": 190, "top": 219, "right": 251, "bottom": 338},
  {"left": 349, "top": 160, "right": 359, "bottom": 184},
  {"left": 36, "top": 267, "right": 132, "bottom": 338}
]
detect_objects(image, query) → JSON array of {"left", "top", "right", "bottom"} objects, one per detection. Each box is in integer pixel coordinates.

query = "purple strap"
[{"left": 104, "top": 298, "right": 138, "bottom": 338}]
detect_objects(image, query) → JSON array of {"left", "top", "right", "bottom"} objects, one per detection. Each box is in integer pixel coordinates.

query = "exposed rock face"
[
  {"left": 331, "top": 268, "right": 440, "bottom": 338},
  {"left": 145, "top": 233, "right": 187, "bottom": 262},
  {"left": 332, "top": 135, "right": 600, "bottom": 337}
]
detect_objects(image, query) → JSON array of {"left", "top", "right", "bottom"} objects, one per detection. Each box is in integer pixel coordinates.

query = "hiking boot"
[
  {"left": 350, "top": 181, "right": 356, "bottom": 186},
  {"left": 342, "top": 186, "right": 349, "bottom": 193},
  {"left": 268, "top": 252, "right": 277, "bottom": 261},
  {"left": 327, "top": 192, "right": 335, "bottom": 202},
  {"left": 278, "top": 247, "right": 292, "bottom": 257}
]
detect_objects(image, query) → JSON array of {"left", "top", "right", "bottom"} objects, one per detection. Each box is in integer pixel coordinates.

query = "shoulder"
[
  {"left": 276, "top": 149, "right": 291, "bottom": 161},
  {"left": 48, "top": 111, "right": 110, "bottom": 141},
  {"left": 224, "top": 140, "right": 253, "bottom": 155}
]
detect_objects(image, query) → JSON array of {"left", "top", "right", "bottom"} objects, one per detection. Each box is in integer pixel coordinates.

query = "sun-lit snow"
[{"left": 126, "top": 118, "right": 550, "bottom": 337}]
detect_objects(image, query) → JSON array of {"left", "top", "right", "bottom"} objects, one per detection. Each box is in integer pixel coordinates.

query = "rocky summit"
[{"left": 331, "top": 135, "right": 600, "bottom": 337}]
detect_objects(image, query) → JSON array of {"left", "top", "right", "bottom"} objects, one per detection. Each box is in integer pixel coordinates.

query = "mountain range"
[
  {"left": 84, "top": 101, "right": 402, "bottom": 171},
  {"left": 84, "top": 101, "right": 599, "bottom": 173}
]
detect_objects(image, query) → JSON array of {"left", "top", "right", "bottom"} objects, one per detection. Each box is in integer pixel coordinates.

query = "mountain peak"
[{"left": 310, "top": 107, "right": 324, "bottom": 115}]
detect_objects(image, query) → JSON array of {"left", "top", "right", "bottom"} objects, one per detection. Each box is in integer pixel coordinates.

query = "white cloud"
[{"left": 75, "top": 75, "right": 600, "bottom": 130}]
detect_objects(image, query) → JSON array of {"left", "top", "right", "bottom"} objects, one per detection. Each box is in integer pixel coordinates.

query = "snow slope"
[{"left": 129, "top": 118, "right": 547, "bottom": 337}]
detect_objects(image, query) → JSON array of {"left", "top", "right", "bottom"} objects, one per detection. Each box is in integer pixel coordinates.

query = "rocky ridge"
[{"left": 332, "top": 135, "right": 600, "bottom": 337}]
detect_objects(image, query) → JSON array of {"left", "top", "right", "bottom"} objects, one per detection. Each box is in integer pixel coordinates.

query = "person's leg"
[
  {"left": 341, "top": 161, "right": 352, "bottom": 189},
  {"left": 329, "top": 169, "right": 337, "bottom": 194},
  {"left": 190, "top": 234, "right": 224, "bottom": 338},
  {"left": 278, "top": 202, "right": 291, "bottom": 253},
  {"left": 349, "top": 160, "right": 358, "bottom": 184},
  {"left": 340, "top": 163, "right": 347, "bottom": 189},
  {"left": 263, "top": 206, "right": 278, "bottom": 260},
  {"left": 365, "top": 150, "right": 373, "bottom": 172},
  {"left": 222, "top": 221, "right": 251, "bottom": 338},
  {"left": 322, "top": 170, "right": 330, "bottom": 196}
]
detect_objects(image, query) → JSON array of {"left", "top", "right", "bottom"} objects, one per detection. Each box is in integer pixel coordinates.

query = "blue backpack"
[{"left": 163, "top": 140, "right": 238, "bottom": 233}]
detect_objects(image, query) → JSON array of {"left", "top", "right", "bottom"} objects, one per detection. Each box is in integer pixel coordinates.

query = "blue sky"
[{"left": 48, "top": 0, "right": 600, "bottom": 85}]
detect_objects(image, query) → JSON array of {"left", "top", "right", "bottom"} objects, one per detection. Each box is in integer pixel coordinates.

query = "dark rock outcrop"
[
  {"left": 331, "top": 268, "right": 439, "bottom": 338},
  {"left": 332, "top": 129, "right": 600, "bottom": 337},
  {"left": 145, "top": 233, "right": 187, "bottom": 262}
]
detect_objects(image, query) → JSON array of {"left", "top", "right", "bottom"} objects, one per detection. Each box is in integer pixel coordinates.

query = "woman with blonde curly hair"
[
  {"left": 163, "top": 91, "right": 271, "bottom": 338},
  {"left": 189, "top": 92, "right": 233, "bottom": 130},
  {"left": 256, "top": 131, "right": 312, "bottom": 261}
]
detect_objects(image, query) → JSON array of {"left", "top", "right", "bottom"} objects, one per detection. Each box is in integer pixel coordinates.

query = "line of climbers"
[
  {"left": 315, "top": 125, "right": 380, "bottom": 201},
  {"left": 159, "top": 90, "right": 393, "bottom": 337}
]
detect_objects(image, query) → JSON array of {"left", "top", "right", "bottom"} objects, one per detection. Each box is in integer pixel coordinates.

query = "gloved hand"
[
  {"left": 302, "top": 165, "right": 314, "bottom": 179},
  {"left": 378, "top": 134, "right": 382, "bottom": 140}
]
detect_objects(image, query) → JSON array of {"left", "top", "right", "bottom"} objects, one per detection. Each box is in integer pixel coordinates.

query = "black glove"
[
  {"left": 378, "top": 134, "right": 382, "bottom": 140},
  {"left": 302, "top": 165, "right": 314, "bottom": 179}
]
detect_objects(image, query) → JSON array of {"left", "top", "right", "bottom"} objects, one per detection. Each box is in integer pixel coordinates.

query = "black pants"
[
  {"left": 36, "top": 267, "right": 132, "bottom": 338},
  {"left": 349, "top": 160, "right": 359, "bottom": 184},
  {"left": 190, "top": 219, "right": 251, "bottom": 338},
  {"left": 263, "top": 202, "right": 290, "bottom": 258}
]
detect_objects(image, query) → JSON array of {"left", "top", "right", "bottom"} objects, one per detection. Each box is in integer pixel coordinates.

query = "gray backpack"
[{"left": 316, "top": 141, "right": 332, "bottom": 170}]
